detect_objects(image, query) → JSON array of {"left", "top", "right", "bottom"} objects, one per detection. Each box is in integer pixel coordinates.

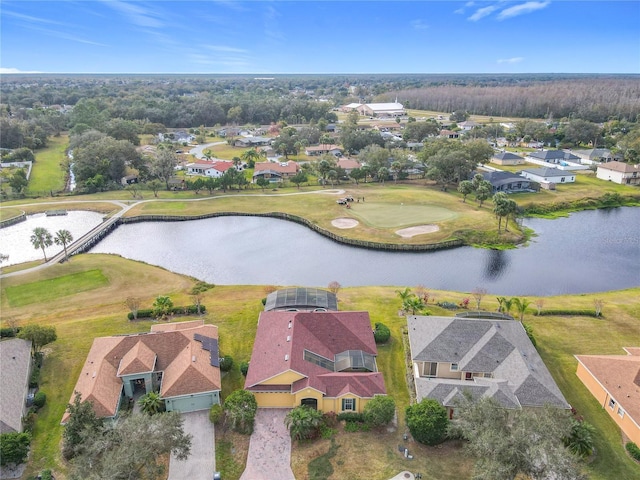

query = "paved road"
[
  {"left": 168, "top": 410, "right": 215, "bottom": 480},
  {"left": 189, "top": 141, "right": 227, "bottom": 160},
  {"left": 240, "top": 409, "right": 294, "bottom": 480}
]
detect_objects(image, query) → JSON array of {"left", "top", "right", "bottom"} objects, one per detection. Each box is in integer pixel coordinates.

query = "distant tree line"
[{"left": 393, "top": 78, "right": 640, "bottom": 123}]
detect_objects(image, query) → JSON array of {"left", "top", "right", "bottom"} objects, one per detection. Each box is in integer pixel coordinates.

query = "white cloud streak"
[
  {"left": 497, "top": 57, "right": 524, "bottom": 64},
  {"left": 498, "top": 1, "right": 551, "bottom": 20},
  {"left": 468, "top": 5, "right": 499, "bottom": 22},
  {"left": 0, "top": 68, "right": 43, "bottom": 74},
  {"left": 101, "top": 0, "right": 164, "bottom": 29},
  {"left": 411, "top": 19, "right": 429, "bottom": 30}
]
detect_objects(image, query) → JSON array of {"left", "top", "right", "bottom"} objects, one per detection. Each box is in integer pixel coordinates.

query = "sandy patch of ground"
[
  {"left": 395, "top": 224, "right": 440, "bottom": 238},
  {"left": 331, "top": 218, "right": 359, "bottom": 229}
]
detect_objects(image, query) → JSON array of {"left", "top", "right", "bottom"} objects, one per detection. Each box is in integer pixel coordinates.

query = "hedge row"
[
  {"left": 626, "top": 442, "right": 640, "bottom": 461},
  {"left": 0, "top": 327, "right": 21, "bottom": 338},
  {"left": 337, "top": 412, "right": 365, "bottom": 423},
  {"left": 534, "top": 309, "right": 600, "bottom": 317},
  {"left": 127, "top": 305, "right": 206, "bottom": 320}
]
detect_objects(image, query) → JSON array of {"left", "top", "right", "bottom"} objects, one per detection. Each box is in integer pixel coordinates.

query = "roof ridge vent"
[
  {"left": 285, "top": 354, "right": 289, "bottom": 361},
  {"left": 287, "top": 335, "right": 291, "bottom": 342}
]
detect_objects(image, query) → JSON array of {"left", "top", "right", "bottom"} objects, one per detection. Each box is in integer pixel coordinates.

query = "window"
[
  {"left": 422, "top": 362, "right": 437, "bottom": 377},
  {"left": 483, "top": 373, "right": 493, "bottom": 378},
  {"left": 450, "top": 363, "right": 459, "bottom": 371},
  {"left": 609, "top": 398, "right": 616, "bottom": 409},
  {"left": 618, "top": 407, "right": 625, "bottom": 418},
  {"left": 465, "top": 372, "right": 473, "bottom": 381},
  {"left": 342, "top": 398, "right": 356, "bottom": 411}
]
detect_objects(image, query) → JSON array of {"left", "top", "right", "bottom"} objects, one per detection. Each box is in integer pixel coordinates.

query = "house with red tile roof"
[
  {"left": 245, "top": 311, "right": 386, "bottom": 413},
  {"left": 61, "top": 320, "right": 221, "bottom": 424},
  {"left": 575, "top": 347, "right": 640, "bottom": 445},
  {"left": 186, "top": 160, "right": 235, "bottom": 178}
]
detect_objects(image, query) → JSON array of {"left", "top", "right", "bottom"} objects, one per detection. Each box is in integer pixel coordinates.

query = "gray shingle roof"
[
  {"left": 0, "top": 339, "right": 32, "bottom": 433},
  {"left": 408, "top": 316, "right": 569, "bottom": 409},
  {"left": 521, "top": 167, "right": 569, "bottom": 178},
  {"left": 529, "top": 150, "right": 580, "bottom": 161},
  {"left": 493, "top": 151, "right": 523, "bottom": 161}
]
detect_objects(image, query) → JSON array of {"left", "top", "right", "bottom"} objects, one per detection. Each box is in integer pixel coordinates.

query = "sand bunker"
[
  {"left": 331, "top": 218, "right": 359, "bottom": 229},
  {"left": 395, "top": 224, "right": 440, "bottom": 238}
]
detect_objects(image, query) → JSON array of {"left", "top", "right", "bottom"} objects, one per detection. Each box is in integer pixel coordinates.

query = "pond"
[{"left": 80, "top": 207, "right": 640, "bottom": 296}]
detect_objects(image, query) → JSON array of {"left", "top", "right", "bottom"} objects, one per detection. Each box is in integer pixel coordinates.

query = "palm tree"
[
  {"left": 285, "top": 405, "right": 323, "bottom": 440},
  {"left": 512, "top": 297, "right": 531, "bottom": 321},
  {"left": 138, "top": 391, "right": 165, "bottom": 415},
  {"left": 30, "top": 227, "right": 53, "bottom": 262},
  {"left": 54, "top": 229, "right": 73, "bottom": 260},
  {"left": 496, "top": 296, "right": 514, "bottom": 316},
  {"left": 241, "top": 148, "right": 261, "bottom": 168},
  {"left": 403, "top": 296, "right": 426, "bottom": 315},
  {"left": 396, "top": 287, "right": 413, "bottom": 303}
]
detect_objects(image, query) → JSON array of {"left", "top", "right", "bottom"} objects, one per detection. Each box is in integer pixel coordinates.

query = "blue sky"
[{"left": 1, "top": 1, "right": 638, "bottom": 74}]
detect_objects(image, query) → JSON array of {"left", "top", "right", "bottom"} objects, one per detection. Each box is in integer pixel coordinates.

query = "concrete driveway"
[
  {"left": 168, "top": 410, "right": 215, "bottom": 480},
  {"left": 240, "top": 408, "right": 295, "bottom": 480}
]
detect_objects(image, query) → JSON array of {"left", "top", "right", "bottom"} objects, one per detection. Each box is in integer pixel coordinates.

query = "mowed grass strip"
[
  {"left": 25, "top": 136, "right": 68, "bottom": 195},
  {"left": 4, "top": 269, "right": 109, "bottom": 307}
]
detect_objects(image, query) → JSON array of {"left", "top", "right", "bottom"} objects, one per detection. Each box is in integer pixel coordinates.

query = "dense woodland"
[{"left": 1, "top": 74, "right": 640, "bottom": 196}]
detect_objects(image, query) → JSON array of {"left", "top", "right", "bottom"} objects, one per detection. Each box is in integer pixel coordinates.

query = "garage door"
[{"left": 167, "top": 394, "right": 215, "bottom": 413}]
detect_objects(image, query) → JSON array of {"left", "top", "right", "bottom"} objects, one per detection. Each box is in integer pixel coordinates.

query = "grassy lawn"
[
  {"left": 349, "top": 202, "right": 458, "bottom": 228},
  {"left": 4, "top": 269, "right": 109, "bottom": 307},
  {"left": 25, "top": 136, "right": 68, "bottom": 196},
  {"left": 1, "top": 254, "right": 638, "bottom": 479}
]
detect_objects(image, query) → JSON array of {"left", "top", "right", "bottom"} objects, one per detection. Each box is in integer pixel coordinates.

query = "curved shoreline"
[{"left": 116, "top": 212, "right": 465, "bottom": 252}]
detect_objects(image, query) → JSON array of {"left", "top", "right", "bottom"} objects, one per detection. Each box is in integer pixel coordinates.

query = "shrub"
[
  {"left": 534, "top": 309, "right": 599, "bottom": 317},
  {"left": 363, "top": 395, "right": 396, "bottom": 427},
  {"left": 240, "top": 361, "right": 249, "bottom": 376},
  {"left": 0, "top": 327, "right": 20, "bottom": 338},
  {"left": 128, "top": 308, "right": 153, "bottom": 320},
  {"left": 40, "top": 470, "right": 54, "bottom": 480},
  {"left": 285, "top": 405, "right": 324, "bottom": 440},
  {"left": 626, "top": 441, "right": 640, "bottom": 461},
  {"left": 0, "top": 432, "right": 31, "bottom": 466},
  {"left": 219, "top": 355, "right": 234, "bottom": 372},
  {"left": 33, "top": 391, "right": 46, "bottom": 409},
  {"left": 438, "top": 301, "right": 459, "bottom": 310},
  {"left": 373, "top": 322, "right": 391, "bottom": 344},
  {"left": 337, "top": 412, "right": 365, "bottom": 423},
  {"left": 522, "top": 322, "right": 537, "bottom": 348},
  {"left": 405, "top": 398, "right": 449, "bottom": 446},
  {"left": 209, "top": 403, "right": 223, "bottom": 424},
  {"left": 29, "top": 367, "right": 40, "bottom": 388},
  {"left": 224, "top": 390, "right": 257, "bottom": 434}
]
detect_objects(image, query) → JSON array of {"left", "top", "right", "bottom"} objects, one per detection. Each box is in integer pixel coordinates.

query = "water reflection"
[{"left": 483, "top": 249, "right": 510, "bottom": 280}]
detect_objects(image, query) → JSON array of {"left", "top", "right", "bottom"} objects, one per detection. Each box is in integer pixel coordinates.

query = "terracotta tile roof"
[
  {"left": 117, "top": 340, "right": 156, "bottom": 376},
  {"left": 245, "top": 311, "right": 386, "bottom": 399},
  {"left": 575, "top": 348, "right": 640, "bottom": 426},
  {"left": 337, "top": 159, "right": 362, "bottom": 170},
  {"left": 62, "top": 322, "right": 221, "bottom": 423}
]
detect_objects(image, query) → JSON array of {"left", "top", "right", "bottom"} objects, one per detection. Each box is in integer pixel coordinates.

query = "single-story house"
[
  {"left": 575, "top": 347, "right": 640, "bottom": 445},
  {"left": 167, "top": 177, "right": 186, "bottom": 190},
  {"left": 336, "top": 158, "right": 362, "bottom": 174},
  {"left": 407, "top": 142, "right": 424, "bottom": 151},
  {"left": 520, "top": 167, "right": 575, "bottom": 184},
  {"left": 491, "top": 151, "right": 525, "bottom": 166},
  {"left": 234, "top": 136, "right": 271, "bottom": 148},
  {"left": 305, "top": 144, "right": 343, "bottom": 157},
  {"left": 0, "top": 338, "right": 33, "bottom": 433},
  {"left": 407, "top": 316, "right": 570, "bottom": 417},
  {"left": 217, "top": 127, "right": 241, "bottom": 138},
  {"left": 372, "top": 122, "right": 402, "bottom": 132},
  {"left": 458, "top": 120, "right": 480, "bottom": 131},
  {"left": 596, "top": 161, "right": 640, "bottom": 185},
  {"left": 186, "top": 161, "right": 235, "bottom": 178},
  {"left": 572, "top": 148, "right": 622, "bottom": 165},
  {"left": 439, "top": 130, "right": 459, "bottom": 139},
  {"left": 121, "top": 174, "right": 139, "bottom": 186},
  {"left": 481, "top": 171, "right": 533, "bottom": 193},
  {"left": 527, "top": 150, "right": 581, "bottom": 164},
  {"left": 264, "top": 287, "right": 338, "bottom": 312},
  {"left": 61, "top": 320, "right": 221, "bottom": 424},
  {"left": 245, "top": 310, "right": 386, "bottom": 413},
  {"left": 253, "top": 161, "right": 299, "bottom": 183}
]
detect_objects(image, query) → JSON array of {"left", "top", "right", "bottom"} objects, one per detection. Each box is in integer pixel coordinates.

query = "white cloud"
[
  {"left": 411, "top": 19, "right": 429, "bottom": 30},
  {"left": 497, "top": 57, "right": 524, "bottom": 64},
  {"left": 203, "top": 45, "right": 249, "bottom": 54},
  {"left": 2, "top": 10, "right": 64, "bottom": 26},
  {"left": 498, "top": 1, "right": 550, "bottom": 20},
  {"left": 468, "top": 5, "right": 499, "bottom": 21},
  {"left": 0, "top": 68, "right": 42, "bottom": 74},
  {"left": 102, "top": 0, "right": 164, "bottom": 29}
]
